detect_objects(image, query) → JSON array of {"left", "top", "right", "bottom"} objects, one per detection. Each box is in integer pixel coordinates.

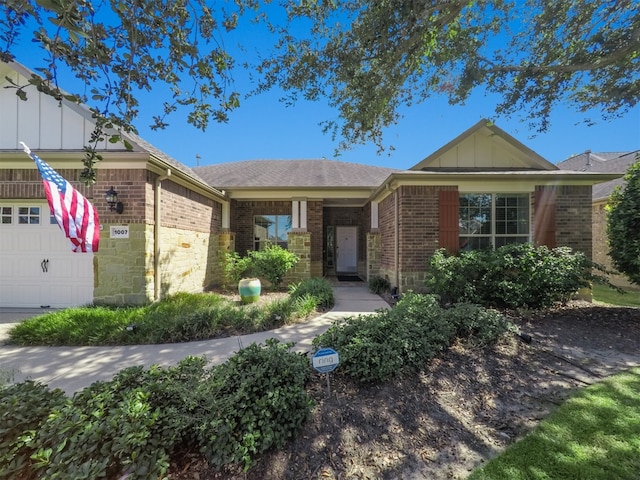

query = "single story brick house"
[
  {"left": 0, "top": 61, "right": 622, "bottom": 307},
  {"left": 558, "top": 150, "right": 640, "bottom": 289}
]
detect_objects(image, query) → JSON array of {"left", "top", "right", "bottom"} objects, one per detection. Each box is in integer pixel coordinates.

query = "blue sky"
[
  {"left": 135, "top": 86, "right": 640, "bottom": 171},
  {"left": 9, "top": 6, "right": 640, "bottom": 171}
]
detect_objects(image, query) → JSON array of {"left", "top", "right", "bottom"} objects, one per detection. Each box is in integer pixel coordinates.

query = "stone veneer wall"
[
  {"left": 286, "top": 231, "right": 311, "bottom": 284},
  {"left": 94, "top": 223, "right": 153, "bottom": 305},
  {"left": 156, "top": 227, "right": 220, "bottom": 297},
  {"left": 366, "top": 231, "right": 381, "bottom": 281}
]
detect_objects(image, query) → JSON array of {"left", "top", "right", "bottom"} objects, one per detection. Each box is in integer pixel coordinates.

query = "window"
[
  {"left": 254, "top": 215, "right": 292, "bottom": 250},
  {"left": 18, "top": 206, "right": 40, "bottom": 225},
  {"left": 1, "top": 207, "right": 12, "bottom": 224},
  {"left": 459, "top": 194, "right": 529, "bottom": 250}
]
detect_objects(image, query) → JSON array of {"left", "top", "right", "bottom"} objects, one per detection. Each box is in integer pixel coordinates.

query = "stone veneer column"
[
  {"left": 286, "top": 231, "right": 311, "bottom": 284},
  {"left": 215, "top": 231, "right": 236, "bottom": 288},
  {"left": 93, "top": 223, "right": 154, "bottom": 305},
  {"left": 366, "top": 231, "right": 381, "bottom": 282}
]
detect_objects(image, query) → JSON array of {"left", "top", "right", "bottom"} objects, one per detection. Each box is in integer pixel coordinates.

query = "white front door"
[
  {"left": 0, "top": 203, "right": 94, "bottom": 308},
  {"left": 336, "top": 226, "right": 358, "bottom": 273}
]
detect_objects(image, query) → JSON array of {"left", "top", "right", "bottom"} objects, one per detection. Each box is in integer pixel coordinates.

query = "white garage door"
[{"left": 0, "top": 203, "right": 94, "bottom": 308}]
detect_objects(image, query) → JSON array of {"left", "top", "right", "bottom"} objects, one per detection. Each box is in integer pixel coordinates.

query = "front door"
[{"left": 336, "top": 226, "right": 357, "bottom": 273}]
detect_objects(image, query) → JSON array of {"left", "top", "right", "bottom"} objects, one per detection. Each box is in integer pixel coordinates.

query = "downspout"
[
  {"left": 394, "top": 188, "right": 399, "bottom": 291},
  {"left": 154, "top": 169, "right": 171, "bottom": 301}
]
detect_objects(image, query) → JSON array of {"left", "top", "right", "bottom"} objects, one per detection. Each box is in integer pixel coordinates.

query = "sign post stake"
[{"left": 312, "top": 347, "right": 340, "bottom": 397}]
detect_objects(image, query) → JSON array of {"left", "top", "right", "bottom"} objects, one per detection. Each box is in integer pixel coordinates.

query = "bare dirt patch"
[{"left": 169, "top": 301, "right": 640, "bottom": 480}]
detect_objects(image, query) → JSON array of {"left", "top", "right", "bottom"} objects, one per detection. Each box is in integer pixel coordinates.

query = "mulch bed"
[{"left": 169, "top": 300, "right": 640, "bottom": 480}]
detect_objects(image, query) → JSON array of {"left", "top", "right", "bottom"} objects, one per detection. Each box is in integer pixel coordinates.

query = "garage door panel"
[
  {"left": 0, "top": 203, "right": 94, "bottom": 308},
  {"left": 14, "top": 229, "right": 46, "bottom": 252}
]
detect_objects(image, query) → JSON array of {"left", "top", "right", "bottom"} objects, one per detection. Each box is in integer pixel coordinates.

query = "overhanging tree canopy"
[
  {"left": 260, "top": 0, "right": 640, "bottom": 151},
  {"left": 1, "top": 0, "right": 639, "bottom": 181}
]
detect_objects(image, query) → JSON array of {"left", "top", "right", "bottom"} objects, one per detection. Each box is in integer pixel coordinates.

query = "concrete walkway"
[{"left": 0, "top": 284, "right": 389, "bottom": 395}]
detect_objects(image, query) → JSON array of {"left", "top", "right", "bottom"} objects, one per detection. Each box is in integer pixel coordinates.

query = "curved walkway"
[{"left": 0, "top": 284, "right": 389, "bottom": 395}]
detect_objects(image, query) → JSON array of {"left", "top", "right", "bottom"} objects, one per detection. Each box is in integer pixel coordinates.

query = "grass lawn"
[
  {"left": 469, "top": 367, "right": 640, "bottom": 480},
  {"left": 592, "top": 284, "right": 640, "bottom": 307}
]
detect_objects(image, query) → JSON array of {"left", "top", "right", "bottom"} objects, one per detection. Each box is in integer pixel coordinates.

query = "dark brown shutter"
[
  {"left": 533, "top": 187, "right": 557, "bottom": 248},
  {"left": 439, "top": 190, "right": 459, "bottom": 253}
]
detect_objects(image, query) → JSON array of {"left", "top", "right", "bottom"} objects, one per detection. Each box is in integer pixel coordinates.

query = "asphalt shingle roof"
[
  {"left": 557, "top": 151, "right": 639, "bottom": 200},
  {"left": 194, "top": 159, "right": 399, "bottom": 189}
]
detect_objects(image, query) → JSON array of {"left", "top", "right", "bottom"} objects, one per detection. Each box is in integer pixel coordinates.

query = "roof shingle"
[{"left": 194, "top": 159, "right": 399, "bottom": 188}]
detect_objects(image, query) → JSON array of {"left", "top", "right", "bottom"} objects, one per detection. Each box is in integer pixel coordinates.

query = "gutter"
[{"left": 154, "top": 168, "right": 171, "bottom": 301}]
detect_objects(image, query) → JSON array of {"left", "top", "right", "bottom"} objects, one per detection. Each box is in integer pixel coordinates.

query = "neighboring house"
[
  {"left": 558, "top": 150, "right": 640, "bottom": 289},
  {"left": 0, "top": 61, "right": 623, "bottom": 308}
]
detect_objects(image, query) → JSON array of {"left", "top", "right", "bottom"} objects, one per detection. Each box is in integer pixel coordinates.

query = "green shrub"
[
  {"left": 1, "top": 343, "right": 313, "bottom": 478},
  {"left": 222, "top": 251, "right": 253, "bottom": 286},
  {"left": 0, "top": 382, "right": 68, "bottom": 479},
  {"left": 314, "top": 293, "right": 451, "bottom": 384},
  {"left": 197, "top": 339, "right": 312, "bottom": 470},
  {"left": 426, "top": 243, "right": 598, "bottom": 309},
  {"left": 289, "top": 277, "right": 335, "bottom": 310},
  {"left": 314, "top": 293, "right": 510, "bottom": 384},
  {"left": 443, "top": 303, "right": 511, "bottom": 347},
  {"left": 368, "top": 275, "right": 390, "bottom": 294},
  {"left": 26, "top": 357, "right": 210, "bottom": 480},
  {"left": 249, "top": 243, "right": 299, "bottom": 288}
]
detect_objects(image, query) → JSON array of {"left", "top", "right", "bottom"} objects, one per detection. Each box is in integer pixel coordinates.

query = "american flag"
[{"left": 22, "top": 143, "right": 100, "bottom": 253}]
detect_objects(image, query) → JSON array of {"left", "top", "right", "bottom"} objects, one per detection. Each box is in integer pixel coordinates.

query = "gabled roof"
[
  {"left": 410, "top": 119, "right": 557, "bottom": 171},
  {"left": 557, "top": 150, "right": 639, "bottom": 200},
  {"left": 1, "top": 61, "right": 222, "bottom": 198},
  {"left": 194, "top": 159, "right": 398, "bottom": 189}
]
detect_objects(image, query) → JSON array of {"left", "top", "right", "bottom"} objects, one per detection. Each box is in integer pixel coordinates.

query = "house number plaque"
[{"left": 110, "top": 225, "right": 130, "bottom": 239}]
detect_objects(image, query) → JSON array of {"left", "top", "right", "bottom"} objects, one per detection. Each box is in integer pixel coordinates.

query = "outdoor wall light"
[{"left": 105, "top": 186, "right": 124, "bottom": 214}]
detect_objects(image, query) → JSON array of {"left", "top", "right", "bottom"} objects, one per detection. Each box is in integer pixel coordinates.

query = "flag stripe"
[{"left": 29, "top": 152, "right": 100, "bottom": 253}]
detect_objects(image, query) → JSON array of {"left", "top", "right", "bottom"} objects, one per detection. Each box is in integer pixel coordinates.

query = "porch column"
[
  {"left": 371, "top": 201, "right": 379, "bottom": 230},
  {"left": 291, "top": 198, "right": 307, "bottom": 231}
]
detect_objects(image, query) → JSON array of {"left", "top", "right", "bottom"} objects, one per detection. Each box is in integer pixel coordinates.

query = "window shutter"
[
  {"left": 439, "top": 190, "right": 459, "bottom": 253},
  {"left": 534, "top": 188, "right": 557, "bottom": 248}
]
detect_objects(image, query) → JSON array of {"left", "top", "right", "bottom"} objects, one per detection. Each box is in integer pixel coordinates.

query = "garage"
[{"left": 0, "top": 202, "right": 94, "bottom": 308}]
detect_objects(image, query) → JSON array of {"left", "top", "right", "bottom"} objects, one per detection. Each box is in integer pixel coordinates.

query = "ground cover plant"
[
  {"left": 0, "top": 340, "right": 312, "bottom": 480},
  {"left": 468, "top": 367, "right": 640, "bottom": 480},
  {"left": 7, "top": 277, "right": 334, "bottom": 346}
]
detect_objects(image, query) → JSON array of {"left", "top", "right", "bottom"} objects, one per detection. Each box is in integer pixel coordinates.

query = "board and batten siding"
[{"left": 0, "top": 65, "right": 122, "bottom": 151}]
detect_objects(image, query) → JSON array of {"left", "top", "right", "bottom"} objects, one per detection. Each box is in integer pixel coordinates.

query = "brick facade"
[
  {"left": 232, "top": 200, "right": 292, "bottom": 255},
  {"left": 555, "top": 185, "right": 593, "bottom": 258},
  {"left": 0, "top": 168, "right": 95, "bottom": 200},
  {"left": 378, "top": 185, "right": 458, "bottom": 291}
]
